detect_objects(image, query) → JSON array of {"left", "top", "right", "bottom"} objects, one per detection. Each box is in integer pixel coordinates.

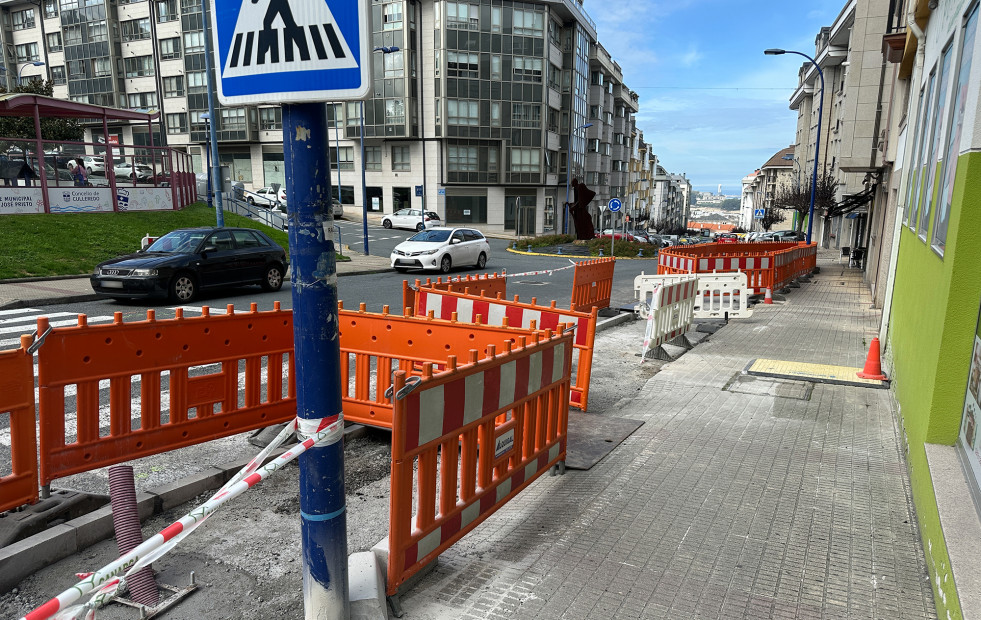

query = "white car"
[
  {"left": 390, "top": 227, "right": 490, "bottom": 273},
  {"left": 79, "top": 155, "right": 105, "bottom": 175},
  {"left": 113, "top": 161, "right": 154, "bottom": 181},
  {"left": 248, "top": 186, "right": 287, "bottom": 207},
  {"left": 382, "top": 208, "right": 440, "bottom": 231}
]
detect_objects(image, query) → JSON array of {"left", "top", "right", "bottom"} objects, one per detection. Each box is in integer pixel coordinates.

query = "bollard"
[
  {"left": 637, "top": 249, "right": 644, "bottom": 257},
  {"left": 527, "top": 244, "right": 532, "bottom": 252},
  {"left": 557, "top": 246, "right": 562, "bottom": 254},
  {"left": 512, "top": 241, "right": 517, "bottom": 250},
  {"left": 598, "top": 248, "right": 603, "bottom": 256}
]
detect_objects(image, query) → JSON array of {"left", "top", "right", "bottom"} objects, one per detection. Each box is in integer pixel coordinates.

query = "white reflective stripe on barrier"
[
  {"left": 634, "top": 272, "right": 753, "bottom": 320},
  {"left": 639, "top": 275, "right": 697, "bottom": 360}
]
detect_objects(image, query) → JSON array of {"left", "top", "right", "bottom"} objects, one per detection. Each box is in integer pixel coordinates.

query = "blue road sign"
[
  {"left": 608, "top": 198, "right": 622, "bottom": 212},
  {"left": 415, "top": 185, "right": 423, "bottom": 197},
  {"left": 210, "top": 0, "right": 370, "bottom": 105},
  {"left": 754, "top": 208, "right": 765, "bottom": 219}
]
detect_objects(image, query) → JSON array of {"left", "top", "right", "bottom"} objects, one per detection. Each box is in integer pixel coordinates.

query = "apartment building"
[
  {"left": 0, "top": 0, "right": 689, "bottom": 236},
  {"left": 739, "top": 169, "right": 758, "bottom": 230}
]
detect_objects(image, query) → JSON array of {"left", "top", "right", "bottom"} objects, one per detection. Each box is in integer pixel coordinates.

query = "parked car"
[
  {"left": 113, "top": 161, "right": 154, "bottom": 181},
  {"left": 382, "top": 208, "right": 440, "bottom": 231},
  {"left": 90, "top": 227, "right": 288, "bottom": 303},
  {"left": 79, "top": 155, "right": 105, "bottom": 175},
  {"left": 390, "top": 227, "right": 489, "bottom": 273},
  {"left": 771, "top": 230, "right": 806, "bottom": 241},
  {"left": 248, "top": 186, "right": 287, "bottom": 207},
  {"left": 332, "top": 198, "right": 343, "bottom": 218}
]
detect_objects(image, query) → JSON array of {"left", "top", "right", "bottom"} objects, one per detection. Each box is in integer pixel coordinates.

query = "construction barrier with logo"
[
  {"left": 0, "top": 336, "right": 39, "bottom": 513},
  {"left": 571, "top": 257, "right": 615, "bottom": 312},
  {"left": 657, "top": 242, "right": 816, "bottom": 293},
  {"left": 635, "top": 272, "right": 753, "bottom": 320},
  {"left": 639, "top": 275, "right": 698, "bottom": 360},
  {"left": 386, "top": 326, "right": 573, "bottom": 596},
  {"left": 406, "top": 287, "right": 598, "bottom": 410}
]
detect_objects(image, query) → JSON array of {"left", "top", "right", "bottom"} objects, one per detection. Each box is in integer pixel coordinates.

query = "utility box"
[{"left": 220, "top": 165, "right": 231, "bottom": 193}]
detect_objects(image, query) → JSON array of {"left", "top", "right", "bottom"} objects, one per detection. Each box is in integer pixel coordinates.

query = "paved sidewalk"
[
  {"left": 397, "top": 254, "right": 936, "bottom": 619},
  {"left": 0, "top": 253, "right": 392, "bottom": 310}
]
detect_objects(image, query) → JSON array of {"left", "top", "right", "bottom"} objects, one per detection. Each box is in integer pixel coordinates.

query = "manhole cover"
[
  {"left": 515, "top": 281, "right": 547, "bottom": 286},
  {"left": 724, "top": 374, "right": 812, "bottom": 400}
]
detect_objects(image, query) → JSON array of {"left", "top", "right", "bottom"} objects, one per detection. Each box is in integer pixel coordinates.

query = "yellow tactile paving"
[{"left": 746, "top": 358, "right": 889, "bottom": 389}]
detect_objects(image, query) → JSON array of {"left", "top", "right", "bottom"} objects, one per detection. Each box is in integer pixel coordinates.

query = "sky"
[{"left": 580, "top": 0, "right": 848, "bottom": 195}]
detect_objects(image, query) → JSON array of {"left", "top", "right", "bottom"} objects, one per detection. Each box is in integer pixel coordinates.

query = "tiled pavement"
[{"left": 398, "top": 253, "right": 936, "bottom": 619}]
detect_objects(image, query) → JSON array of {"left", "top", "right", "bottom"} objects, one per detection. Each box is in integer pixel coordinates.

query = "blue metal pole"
[
  {"left": 283, "top": 102, "right": 349, "bottom": 619},
  {"left": 205, "top": 121, "right": 213, "bottom": 210},
  {"left": 807, "top": 62, "right": 825, "bottom": 245},
  {"left": 359, "top": 100, "right": 369, "bottom": 255},
  {"left": 201, "top": 0, "right": 222, "bottom": 227}
]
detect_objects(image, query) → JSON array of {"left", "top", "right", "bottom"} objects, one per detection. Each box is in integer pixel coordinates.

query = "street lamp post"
[
  {"left": 17, "top": 61, "right": 44, "bottom": 85},
  {"left": 564, "top": 122, "right": 593, "bottom": 235},
  {"left": 201, "top": 0, "right": 222, "bottom": 227},
  {"left": 201, "top": 112, "right": 213, "bottom": 210},
  {"left": 766, "top": 48, "right": 824, "bottom": 245}
]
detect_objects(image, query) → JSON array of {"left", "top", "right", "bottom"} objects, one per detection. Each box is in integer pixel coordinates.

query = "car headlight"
[
  {"left": 393, "top": 249, "right": 405, "bottom": 256},
  {"left": 132, "top": 268, "right": 158, "bottom": 277},
  {"left": 411, "top": 249, "right": 438, "bottom": 256}
]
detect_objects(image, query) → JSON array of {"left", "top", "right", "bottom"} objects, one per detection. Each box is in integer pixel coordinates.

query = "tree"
[
  {"left": 731, "top": 226, "right": 747, "bottom": 233},
  {"left": 0, "top": 80, "right": 84, "bottom": 144},
  {"left": 760, "top": 207, "right": 786, "bottom": 231},
  {"left": 650, "top": 216, "right": 673, "bottom": 233},
  {"left": 771, "top": 172, "right": 838, "bottom": 232},
  {"left": 719, "top": 198, "right": 741, "bottom": 211}
]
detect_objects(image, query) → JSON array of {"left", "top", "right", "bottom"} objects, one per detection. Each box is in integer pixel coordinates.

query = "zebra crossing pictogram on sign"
[{"left": 210, "top": 0, "right": 369, "bottom": 104}]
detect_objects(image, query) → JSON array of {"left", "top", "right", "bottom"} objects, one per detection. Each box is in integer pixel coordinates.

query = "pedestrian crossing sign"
[{"left": 210, "top": 0, "right": 370, "bottom": 104}]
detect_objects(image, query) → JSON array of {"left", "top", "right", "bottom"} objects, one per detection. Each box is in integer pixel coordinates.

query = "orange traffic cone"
[
  {"left": 764, "top": 288, "right": 774, "bottom": 304},
  {"left": 857, "top": 337, "right": 888, "bottom": 380}
]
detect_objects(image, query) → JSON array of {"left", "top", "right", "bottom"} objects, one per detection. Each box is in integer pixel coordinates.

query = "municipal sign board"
[
  {"left": 754, "top": 208, "right": 765, "bottom": 219},
  {"left": 415, "top": 185, "right": 423, "bottom": 197},
  {"left": 210, "top": 0, "right": 370, "bottom": 105},
  {"left": 608, "top": 198, "right": 622, "bottom": 212}
]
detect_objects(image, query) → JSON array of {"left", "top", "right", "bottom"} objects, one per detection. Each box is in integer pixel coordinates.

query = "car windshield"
[
  {"left": 146, "top": 230, "right": 210, "bottom": 253},
  {"left": 408, "top": 229, "right": 452, "bottom": 242}
]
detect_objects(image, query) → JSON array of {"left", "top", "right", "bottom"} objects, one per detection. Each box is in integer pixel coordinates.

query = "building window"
[
  {"left": 591, "top": 71, "right": 603, "bottom": 86},
  {"left": 447, "top": 51, "right": 478, "bottom": 78},
  {"left": 919, "top": 44, "right": 953, "bottom": 239},
  {"left": 490, "top": 6, "right": 502, "bottom": 33},
  {"left": 163, "top": 75, "right": 184, "bottom": 97},
  {"left": 490, "top": 55, "right": 502, "bottom": 81},
  {"left": 259, "top": 107, "right": 282, "bottom": 130},
  {"left": 46, "top": 32, "right": 62, "bottom": 52},
  {"left": 156, "top": 0, "right": 178, "bottom": 22},
  {"left": 12, "top": 9, "right": 36, "bottom": 31},
  {"left": 490, "top": 102, "right": 501, "bottom": 127},
  {"left": 447, "top": 99, "right": 479, "bottom": 126},
  {"left": 44, "top": 0, "right": 58, "bottom": 18},
  {"left": 183, "top": 31, "right": 205, "bottom": 54},
  {"left": 513, "top": 9, "right": 544, "bottom": 36},
  {"left": 448, "top": 145, "right": 478, "bottom": 172},
  {"left": 513, "top": 56, "right": 543, "bottom": 82},
  {"left": 392, "top": 145, "right": 410, "bottom": 171},
  {"left": 160, "top": 37, "right": 181, "bottom": 59},
  {"left": 67, "top": 60, "right": 84, "bottom": 77},
  {"left": 383, "top": 50, "right": 403, "bottom": 78},
  {"left": 121, "top": 18, "right": 151, "bottom": 41},
  {"left": 510, "top": 148, "right": 540, "bottom": 173},
  {"left": 63, "top": 25, "right": 82, "bottom": 45},
  {"left": 381, "top": 2, "right": 402, "bottom": 29},
  {"left": 446, "top": 2, "right": 478, "bottom": 30},
  {"left": 15, "top": 43, "right": 40, "bottom": 63},
  {"left": 127, "top": 92, "right": 158, "bottom": 109},
  {"left": 124, "top": 56, "right": 154, "bottom": 78},
  {"left": 330, "top": 146, "right": 354, "bottom": 170},
  {"left": 221, "top": 107, "right": 247, "bottom": 130},
  {"left": 603, "top": 111, "right": 613, "bottom": 124},
  {"left": 385, "top": 99, "right": 405, "bottom": 125},
  {"left": 51, "top": 65, "right": 66, "bottom": 85},
  {"left": 92, "top": 57, "right": 111, "bottom": 77},
  {"left": 365, "top": 146, "right": 381, "bottom": 171},
  {"left": 588, "top": 139, "right": 599, "bottom": 152},
  {"left": 511, "top": 103, "right": 541, "bottom": 128},
  {"left": 345, "top": 101, "right": 361, "bottom": 127},
  {"left": 87, "top": 21, "right": 108, "bottom": 43},
  {"left": 187, "top": 70, "right": 207, "bottom": 93},
  {"left": 326, "top": 102, "right": 342, "bottom": 127}
]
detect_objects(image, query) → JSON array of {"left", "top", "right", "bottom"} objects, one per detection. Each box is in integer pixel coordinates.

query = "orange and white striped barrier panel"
[
  {"left": 0, "top": 336, "right": 38, "bottom": 513},
  {"left": 386, "top": 326, "right": 573, "bottom": 599},
  {"left": 640, "top": 276, "right": 698, "bottom": 361},
  {"left": 408, "top": 288, "right": 598, "bottom": 411}
]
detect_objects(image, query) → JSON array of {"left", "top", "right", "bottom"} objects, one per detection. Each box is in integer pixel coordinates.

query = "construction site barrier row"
[
  {"left": 406, "top": 286, "right": 598, "bottom": 411},
  {"left": 387, "top": 326, "right": 573, "bottom": 597},
  {"left": 640, "top": 276, "right": 698, "bottom": 360},
  {"left": 657, "top": 242, "right": 816, "bottom": 293},
  {"left": 571, "top": 257, "right": 615, "bottom": 312},
  {"left": 418, "top": 272, "right": 508, "bottom": 299},
  {"left": 0, "top": 336, "right": 39, "bottom": 513},
  {"left": 634, "top": 272, "right": 753, "bottom": 321}
]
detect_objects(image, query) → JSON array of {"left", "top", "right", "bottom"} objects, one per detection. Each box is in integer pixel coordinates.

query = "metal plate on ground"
[
  {"left": 725, "top": 374, "right": 813, "bottom": 400},
  {"left": 745, "top": 358, "right": 889, "bottom": 389},
  {"left": 565, "top": 412, "right": 644, "bottom": 470}
]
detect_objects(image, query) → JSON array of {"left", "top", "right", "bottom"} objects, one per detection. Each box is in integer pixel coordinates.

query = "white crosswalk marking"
[
  {"left": 0, "top": 308, "right": 41, "bottom": 317},
  {"left": 0, "top": 311, "right": 77, "bottom": 325},
  {"left": 0, "top": 312, "right": 114, "bottom": 349}
]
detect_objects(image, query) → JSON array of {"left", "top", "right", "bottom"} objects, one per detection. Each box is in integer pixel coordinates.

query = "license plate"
[
  {"left": 102, "top": 281, "right": 124, "bottom": 289},
  {"left": 395, "top": 259, "right": 415, "bottom": 266}
]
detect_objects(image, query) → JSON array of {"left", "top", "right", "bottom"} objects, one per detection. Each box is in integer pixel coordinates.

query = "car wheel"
[
  {"left": 416, "top": 222, "right": 426, "bottom": 232},
  {"left": 86, "top": 167, "right": 93, "bottom": 175},
  {"left": 475, "top": 252, "right": 487, "bottom": 269},
  {"left": 439, "top": 255, "right": 452, "bottom": 274},
  {"left": 261, "top": 264, "right": 284, "bottom": 291},
  {"left": 382, "top": 219, "right": 392, "bottom": 229},
  {"left": 169, "top": 272, "right": 196, "bottom": 303},
  {"left": 247, "top": 197, "right": 255, "bottom": 205}
]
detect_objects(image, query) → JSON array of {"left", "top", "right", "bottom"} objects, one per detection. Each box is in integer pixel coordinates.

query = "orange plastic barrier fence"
[
  {"left": 425, "top": 272, "right": 507, "bottom": 298},
  {"left": 657, "top": 242, "right": 816, "bottom": 293},
  {"left": 407, "top": 287, "right": 598, "bottom": 410},
  {"left": 386, "top": 327, "right": 573, "bottom": 597},
  {"left": 571, "top": 257, "right": 615, "bottom": 312},
  {"left": 337, "top": 302, "right": 539, "bottom": 429},
  {"left": 36, "top": 304, "right": 296, "bottom": 487},
  {"left": 0, "top": 337, "right": 39, "bottom": 512}
]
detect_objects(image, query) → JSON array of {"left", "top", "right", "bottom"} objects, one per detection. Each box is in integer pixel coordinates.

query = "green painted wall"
[{"left": 889, "top": 151, "right": 981, "bottom": 620}]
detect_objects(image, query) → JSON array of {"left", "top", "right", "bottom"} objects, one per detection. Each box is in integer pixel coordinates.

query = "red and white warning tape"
[
  {"left": 502, "top": 260, "right": 577, "bottom": 278},
  {"left": 24, "top": 414, "right": 344, "bottom": 620}
]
